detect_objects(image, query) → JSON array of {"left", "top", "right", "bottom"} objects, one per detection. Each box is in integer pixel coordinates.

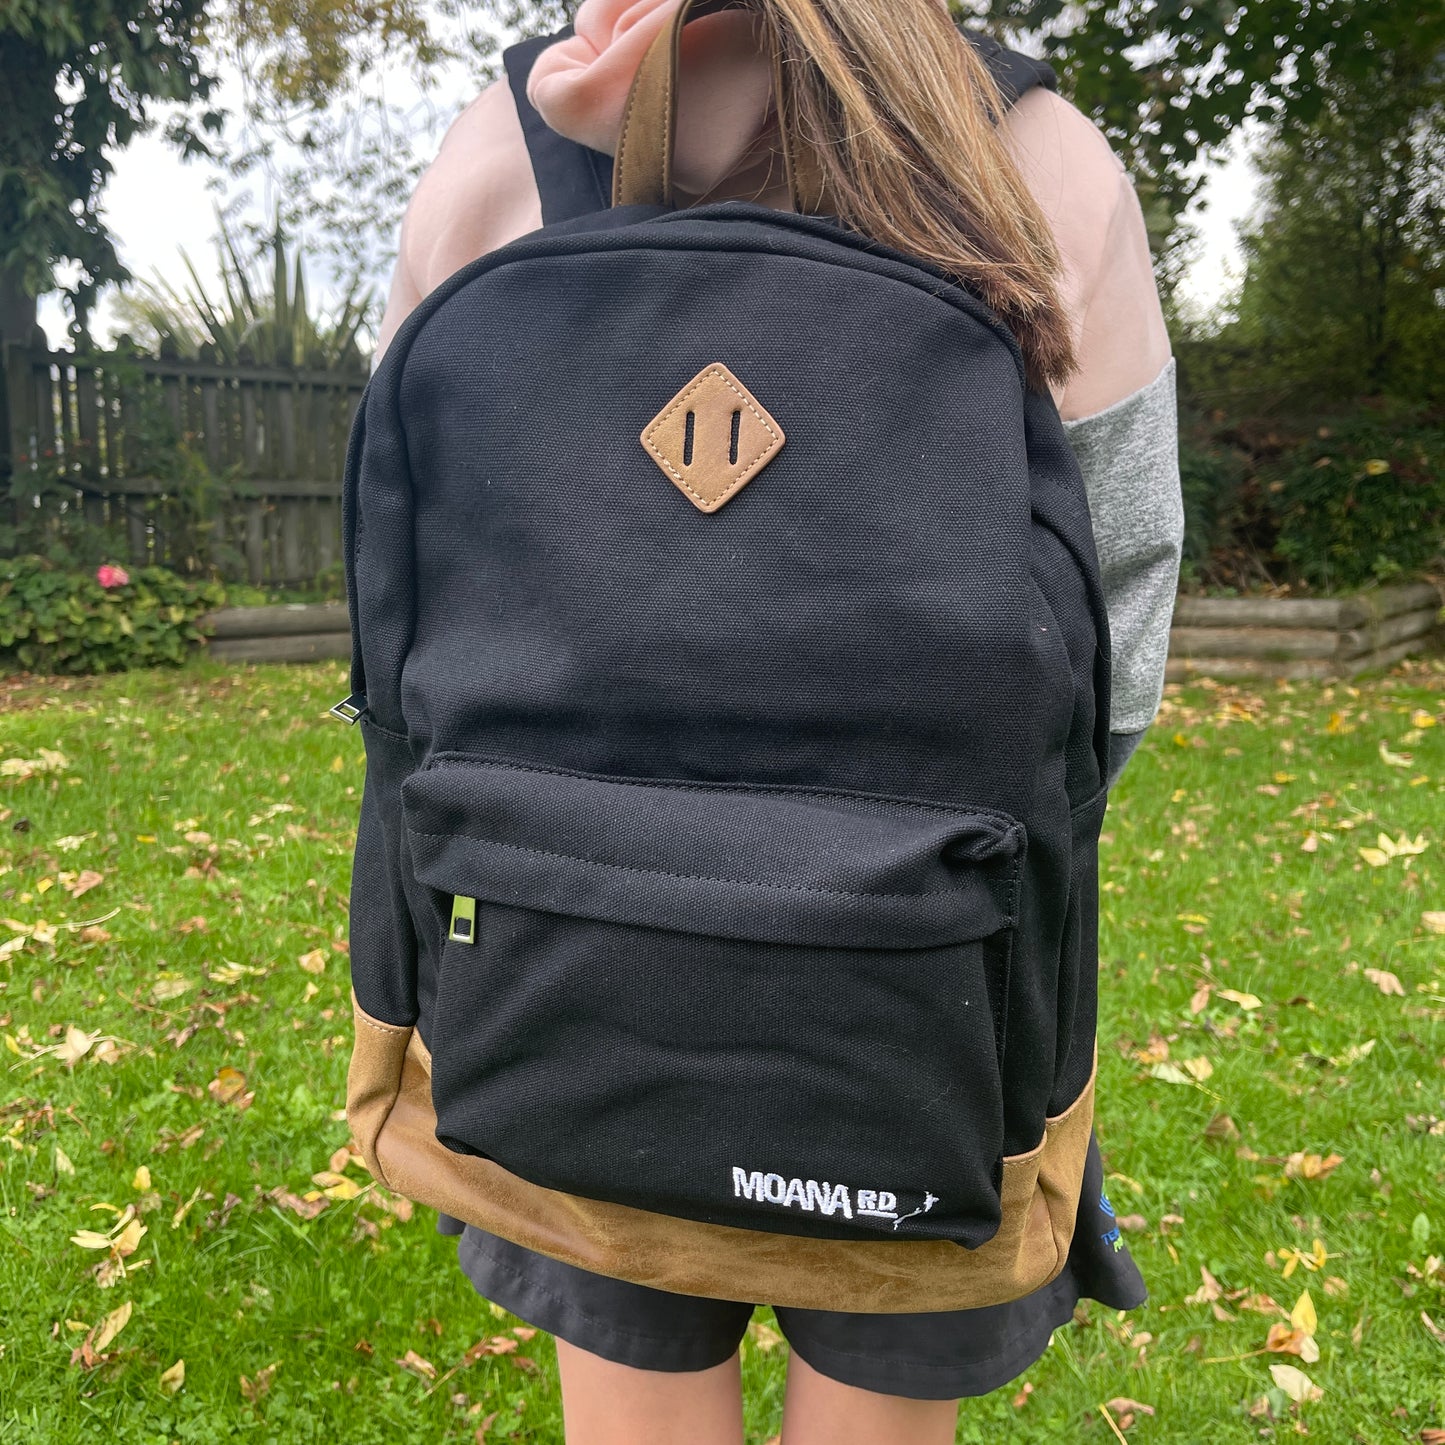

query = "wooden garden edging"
[
  {"left": 1167, "top": 582, "right": 1445, "bottom": 681},
  {"left": 204, "top": 603, "right": 350, "bottom": 664},
  {"left": 202, "top": 582, "right": 1444, "bottom": 679}
]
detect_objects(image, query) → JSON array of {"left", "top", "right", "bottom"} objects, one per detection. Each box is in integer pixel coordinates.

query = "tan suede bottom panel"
[
  {"left": 347, "top": 990, "right": 1096, "bottom": 1314},
  {"left": 345, "top": 996, "right": 411, "bottom": 1186}
]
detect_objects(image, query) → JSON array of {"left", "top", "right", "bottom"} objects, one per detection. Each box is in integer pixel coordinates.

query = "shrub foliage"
[
  {"left": 1265, "top": 420, "right": 1445, "bottom": 592},
  {"left": 1176, "top": 409, "right": 1443, "bottom": 595},
  {"left": 0, "top": 558, "right": 225, "bottom": 675}
]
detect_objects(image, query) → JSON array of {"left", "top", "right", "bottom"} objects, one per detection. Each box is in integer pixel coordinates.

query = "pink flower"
[{"left": 96, "top": 564, "right": 130, "bottom": 589}]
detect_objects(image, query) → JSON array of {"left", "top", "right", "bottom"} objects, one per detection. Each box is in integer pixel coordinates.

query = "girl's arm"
[{"left": 1006, "top": 90, "right": 1184, "bottom": 788}]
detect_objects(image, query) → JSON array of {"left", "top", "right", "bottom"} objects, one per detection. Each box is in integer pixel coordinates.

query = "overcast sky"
[{"left": 36, "top": 34, "right": 1264, "bottom": 350}]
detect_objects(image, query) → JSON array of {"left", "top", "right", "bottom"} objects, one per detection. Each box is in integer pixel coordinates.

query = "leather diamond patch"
[{"left": 641, "top": 363, "right": 785, "bottom": 513}]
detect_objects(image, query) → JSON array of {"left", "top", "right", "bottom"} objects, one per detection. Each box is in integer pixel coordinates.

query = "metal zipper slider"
[
  {"left": 449, "top": 896, "right": 477, "bottom": 945},
  {"left": 329, "top": 693, "right": 367, "bottom": 724}
]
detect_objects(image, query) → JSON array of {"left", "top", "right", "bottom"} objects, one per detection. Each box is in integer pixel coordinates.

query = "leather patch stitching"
[
  {"left": 641, "top": 364, "right": 785, "bottom": 512},
  {"left": 355, "top": 1011, "right": 410, "bottom": 1037}
]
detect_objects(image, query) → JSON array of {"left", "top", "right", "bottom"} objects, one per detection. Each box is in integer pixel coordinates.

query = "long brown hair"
[{"left": 750, "top": 0, "right": 1077, "bottom": 394}]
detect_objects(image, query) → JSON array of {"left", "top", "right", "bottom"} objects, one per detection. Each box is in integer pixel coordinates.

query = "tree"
[
  {"left": 1218, "top": 36, "right": 1445, "bottom": 411},
  {"left": 205, "top": 0, "right": 501, "bottom": 287},
  {"left": 0, "top": 0, "right": 221, "bottom": 342},
  {"left": 963, "top": 0, "right": 1445, "bottom": 242},
  {"left": 0, "top": 0, "right": 482, "bottom": 343}
]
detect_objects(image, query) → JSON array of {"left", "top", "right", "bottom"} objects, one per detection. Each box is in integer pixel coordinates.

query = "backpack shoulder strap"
[
  {"left": 502, "top": 22, "right": 1058, "bottom": 229},
  {"left": 502, "top": 27, "right": 615, "bottom": 226},
  {"left": 956, "top": 26, "right": 1058, "bottom": 109}
]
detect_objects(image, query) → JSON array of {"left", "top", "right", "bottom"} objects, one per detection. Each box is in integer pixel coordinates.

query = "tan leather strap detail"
[{"left": 612, "top": 0, "right": 830, "bottom": 214}]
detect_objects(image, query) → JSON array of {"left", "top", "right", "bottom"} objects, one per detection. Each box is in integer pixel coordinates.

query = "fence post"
[
  {"left": 75, "top": 353, "right": 105, "bottom": 539},
  {"left": 2, "top": 335, "right": 40, "bottom": 538}
]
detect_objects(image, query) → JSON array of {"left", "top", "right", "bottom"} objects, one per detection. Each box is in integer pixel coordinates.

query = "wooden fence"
[{"left": 1, "top": 328, "right": 366, "bottom": 588}]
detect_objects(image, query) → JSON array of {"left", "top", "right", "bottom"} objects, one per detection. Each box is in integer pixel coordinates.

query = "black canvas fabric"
[
  {"left": 341, "top": 32, "right": 1111, "bottom": 1255},
  {"left": 504, "top": 30, "right": 615, "bottom": 225}
]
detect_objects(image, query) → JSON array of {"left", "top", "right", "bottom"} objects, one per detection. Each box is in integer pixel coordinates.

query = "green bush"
[
  {"left": 1265, "top": 418, "right": 1445, "bottom": 591},
  {"left": 0, "top": 557, "right": 226, "bottom": 675},
  {"left": 1178, "top": 436, "right": 1252, "bottom": 579}
]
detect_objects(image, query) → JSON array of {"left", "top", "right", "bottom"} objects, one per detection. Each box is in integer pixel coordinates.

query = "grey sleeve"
[
  {"left": 1062, "top": 356, "right": 1184, "bottom": 743},
  {"left": 1105, "top": 727, "right": 1146, "bottom": 789}
]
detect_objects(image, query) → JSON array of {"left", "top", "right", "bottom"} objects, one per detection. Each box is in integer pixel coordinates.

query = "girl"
[{"left": 369, "top": 1, "right": 1183, "bottom": 1438}]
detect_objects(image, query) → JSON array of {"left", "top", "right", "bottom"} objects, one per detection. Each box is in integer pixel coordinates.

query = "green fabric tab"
[{"left": 449, "top": 895, "right": 477, "bottom": 945}]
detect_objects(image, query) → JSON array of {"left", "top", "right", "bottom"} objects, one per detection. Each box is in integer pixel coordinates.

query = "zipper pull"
[
  {"left": 449, "top": 896, "right": 477, "bottom": 945},
  {"left": 329, "top": 692, "right": 367, "bottom": 724}
]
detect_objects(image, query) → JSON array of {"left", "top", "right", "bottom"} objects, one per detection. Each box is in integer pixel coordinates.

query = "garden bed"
[
  {"left": 203, "top": 601, "right": 350, "bottom": 663},
  {"left": 1167, "top": 581, "right": 1444, "bottom": 681},
  {"left": 199, "top": 586, "right": 1445, "bottom": 681}
]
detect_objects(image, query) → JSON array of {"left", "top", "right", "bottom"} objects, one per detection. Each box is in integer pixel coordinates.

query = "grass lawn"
[{"left": 1, "top": 656, "right": 1443, "bottom": 1444}]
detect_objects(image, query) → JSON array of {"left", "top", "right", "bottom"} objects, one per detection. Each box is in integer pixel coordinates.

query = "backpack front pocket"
[{"left": 401, "top": 755, "right": 1025, "bottom": 1247}]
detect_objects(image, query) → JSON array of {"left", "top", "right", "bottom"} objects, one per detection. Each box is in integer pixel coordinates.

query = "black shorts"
[{"left": 439, "top": 1131, "right": 1145, "bottom": 1401}]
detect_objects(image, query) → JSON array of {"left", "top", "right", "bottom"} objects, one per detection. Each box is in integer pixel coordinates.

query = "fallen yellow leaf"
[
  {"left": 171, "top": 1185, "right": 202, "bottom": 1229},
  {"left": 208, "top": 1066, "right": 248, "bottom": 1105},
  {"left": 394, "top": 1348, "right": 437, "bottom": 1380},
  {"left": 1268, "top": 1363, "right": 1322, "bottom": 1403},
  {"left": 462, "top": 1335, "right": 519, "bottom": 1362},
  {"left": 93, "top": 1299, "right": 133, "bottom": 1352},
  {"left": 239, "top": 1363, "right": 280, "bottom": 1403},
  {"left": 1284, "top": 1152, "right": 1345, "bottom": 1182},
  {"left": 57, "top": 1026, "right": 102, "bottom": 1067},
  {"left": 311, "top": 1170, "right": 364, "bottom": 1200},
  {"left": 0, "top": 750, "right": 68, "bottom": 778},
  {"left": 1184, "top": 1264, "right": 1223, "bottom": 1305},
  {"left": 1217, "top": 988, "right": 1263, "bottom": 1010},
  {"left": 114, "top": 1217, "right": 146, "bottom": 1258},
  {"left": 1265, "top": 1320, "right": 1321, "bottom": 1362},
  {"left": 1363, "top": 967, "right": 1405, "bottom": 997},
  {"left": 1148, "top": 1062, "right": 1194, "bottom": 1086},
  {"left": 67, "top": 869, "right": 104, "bottom": 899}
]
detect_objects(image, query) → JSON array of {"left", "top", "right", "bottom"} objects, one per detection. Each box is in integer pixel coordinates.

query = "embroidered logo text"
[{"left": 730, "top": 1168, "right": 939, "bottom": 1229}]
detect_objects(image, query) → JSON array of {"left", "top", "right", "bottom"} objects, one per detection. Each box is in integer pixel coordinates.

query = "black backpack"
[{"left": 339, "top": 0, "right": 1114, "bottom": 1313}]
